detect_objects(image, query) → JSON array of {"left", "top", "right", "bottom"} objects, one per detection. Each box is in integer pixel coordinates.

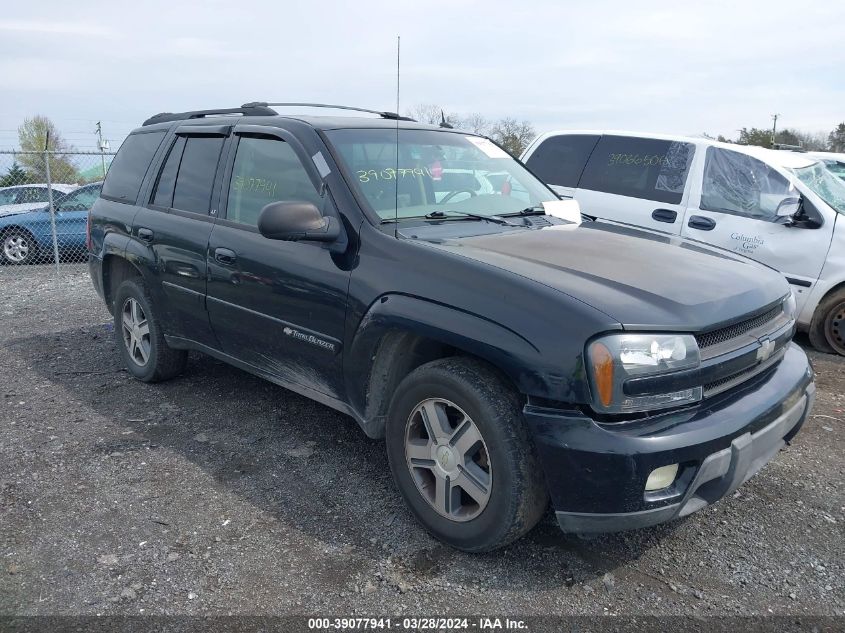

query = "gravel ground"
[{"left": 1, "top": 264, "right": 843, "bottom": 619}]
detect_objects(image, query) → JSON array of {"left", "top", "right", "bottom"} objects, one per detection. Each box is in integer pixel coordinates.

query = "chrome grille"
[
  {"left": 695, "top": 304, "right": 782, "bottom": 350},
  {"left": 703, "top": 348, "right": 786, "bottom": 398}
]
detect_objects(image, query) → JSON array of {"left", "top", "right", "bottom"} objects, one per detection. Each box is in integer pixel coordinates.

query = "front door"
[
  {"left": 680, "top": 146, "right": 834, "bottom": 313},
  {"left": 574, "top": 135, "right": 696, "bottom": 235},
  {"left": 206, "top": 128, "right": 350, "bottom": 401}
]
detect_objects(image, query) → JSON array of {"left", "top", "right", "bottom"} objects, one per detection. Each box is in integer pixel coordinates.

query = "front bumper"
[{"left": 524, "top": 343, "right": 814, "bottom": 533}]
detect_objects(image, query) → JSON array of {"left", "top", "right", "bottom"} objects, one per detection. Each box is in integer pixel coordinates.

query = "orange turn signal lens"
[{"left": 589, "top": 342, "right": 615, "bottom": 407}]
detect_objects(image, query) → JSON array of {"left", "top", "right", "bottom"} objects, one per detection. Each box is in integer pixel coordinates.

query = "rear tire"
[
  {"left": 809, "top": 289, "right": 845, "bottom": 355},
  {"left": 113, "top": 278, "right": 188, "bottom": 382},
  {"left": 385, "top": 357, "right": 547, "bottom": 552}
]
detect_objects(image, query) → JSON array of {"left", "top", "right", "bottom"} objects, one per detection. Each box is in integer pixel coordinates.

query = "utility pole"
[
  {"left": 95, "top": 121, "right": 108, "bottom": 179},
  {"left": 771, "top": 114, "right": 779, "bottom": 147}
]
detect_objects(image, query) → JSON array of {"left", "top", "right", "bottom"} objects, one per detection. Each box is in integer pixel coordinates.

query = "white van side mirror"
[{"left": 775, "top": 196, "right": 801, "bottom": 218}]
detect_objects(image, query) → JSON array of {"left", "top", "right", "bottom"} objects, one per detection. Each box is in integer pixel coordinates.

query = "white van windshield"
[{"left": 792, "top": 162, "right": 845, "bottom": 214}]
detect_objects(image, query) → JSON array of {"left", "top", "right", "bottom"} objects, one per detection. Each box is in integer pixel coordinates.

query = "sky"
[{"left": 1, "top": 0, "right": 843, "bottom": 151}]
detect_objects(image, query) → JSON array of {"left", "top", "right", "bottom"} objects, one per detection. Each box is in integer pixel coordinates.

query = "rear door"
[
  {"left": 206, "top": 126, "right": 350, "bottom": 400},
  {"left": 522, "top": 133, "right": 600, "bottom": 198},
  {"left": 681, "top": 146, "right": 834, "bottom": 309},
  {"left": 574, "top": 135, "right": 695, "bottom": 234},
  {"left": 133, "top": 125, "right": 229, "bottom": 348}
]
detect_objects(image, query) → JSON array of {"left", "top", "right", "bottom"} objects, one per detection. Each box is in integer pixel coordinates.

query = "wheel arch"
[
  {"left": 101, "top": 254, "right": 145, "bottom": 314},
  {"left": 346, "top": 294, "right": 548, "bottom": 439}
]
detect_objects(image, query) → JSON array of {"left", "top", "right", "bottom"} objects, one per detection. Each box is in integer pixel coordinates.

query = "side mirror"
[
  {"left": 258, "top": 201, "right": 340, "bottom": 243},
  {"left": 775, "top": 196, "right": 801, "bottom": 218}
]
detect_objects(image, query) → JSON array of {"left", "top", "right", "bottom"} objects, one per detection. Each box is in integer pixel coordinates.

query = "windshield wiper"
[
  {"left": 500, "top": 205, "right": 547, "bottom": 217},
  {"left": 424, "top": 210, "right": 518, "bottom": 226}
]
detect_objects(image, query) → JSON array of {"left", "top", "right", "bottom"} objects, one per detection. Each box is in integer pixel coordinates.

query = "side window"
[
  {"left": 171, "top": 136, "right": 225, "bottom": 214},
  {"left": 151, "top": 137, "right": 186, "bottom": 208},
  {"left": 226, "top": 136, "right": 321, "bottom": 226},
  {"left": 701, "top": 148, "right": 794, "bottom": 220},
  {"left": 0, "top": 190, "right": 18, "bottom": 205},
  {"left": 524, "top": 134, "right": 600, "bottom": 187},
  {"left": 57, "top": 185, "right": 101, "bottom": 211},
  {"left": 579, "top": 136, "right": 694, "bottom": 204},
  {"left": 102, "top": 131, "right": 166, "bottom": 202}
]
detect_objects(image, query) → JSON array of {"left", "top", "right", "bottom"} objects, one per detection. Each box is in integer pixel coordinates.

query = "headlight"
[
  {"left": 783, "top": 292, "right": 797, "bottom": 320},
  {"left": 586, "top": 333, "right": 702, "bottom": 414}
]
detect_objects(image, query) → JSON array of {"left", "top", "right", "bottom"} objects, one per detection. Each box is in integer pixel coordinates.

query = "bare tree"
[
  {"left": 456, "top": 112, "right": 491, "bottom": 136},
  {"left": 17, "top": 115, "right": 79, "bottom": 183},
  {"left": 406, "top": 103, "right": 458, "bottom": 126},
  {"left": 490, "top": 118, "right": 536, "bottom": 156},
  {"left": 793, "top": 130, "right": 829, "bottom": 151}
]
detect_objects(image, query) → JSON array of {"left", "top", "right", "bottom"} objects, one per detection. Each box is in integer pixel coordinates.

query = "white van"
[{"left": 521, "top": 131, "right": 845, "bottom": 355}]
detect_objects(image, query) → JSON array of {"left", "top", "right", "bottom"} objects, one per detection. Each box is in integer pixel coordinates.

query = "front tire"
[
  {"left": 1, "top": 230, "right": 37, "bottom": 265},
  {"left": 809, "top": 289, "right": 845, "bottom": 355},
  {"left": 113, "top": 278, "right": 188, "bottom": 382},
  {"left": 386, "top": 358, "right": 547, "bottom": 552}
]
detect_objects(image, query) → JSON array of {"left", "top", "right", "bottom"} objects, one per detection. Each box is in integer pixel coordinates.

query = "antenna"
[{"left": 394, "top": 35, "right": 400, "bottom": 238}]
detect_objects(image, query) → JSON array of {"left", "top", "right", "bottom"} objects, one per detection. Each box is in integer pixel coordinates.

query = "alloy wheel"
[
  {"left": 3, "top": 234, "right": 30, "bottom": 263},
  {"left": 404, "top": 398, "right": 492, "bottom": 522},
  {"left": 121, "top": 297, "right": 151, "bottom": 366}
]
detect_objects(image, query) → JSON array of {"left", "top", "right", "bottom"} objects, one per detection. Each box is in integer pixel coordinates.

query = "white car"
[
  {"left": 0, "top": 184, "right": 78, "bottom": 218},
  {"left": 522, "top": 131, "right": 845, "bottom": 355}
]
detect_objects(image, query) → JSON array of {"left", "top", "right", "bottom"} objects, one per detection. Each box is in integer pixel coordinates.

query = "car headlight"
[
  {"left": 586, "top": 333, "right": 702, "bottom": 414},
  {"left": 783, "top": 292, "right": 797, "bottom": 320}
]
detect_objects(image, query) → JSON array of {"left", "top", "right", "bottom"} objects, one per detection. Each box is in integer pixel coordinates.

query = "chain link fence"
[{"left": 0, "top": 150, "right": 115, "bottom": 272}]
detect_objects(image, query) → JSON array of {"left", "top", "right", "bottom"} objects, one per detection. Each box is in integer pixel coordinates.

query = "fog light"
[{"left": 645, "top": 464, "right": 679, "bottom": 491}]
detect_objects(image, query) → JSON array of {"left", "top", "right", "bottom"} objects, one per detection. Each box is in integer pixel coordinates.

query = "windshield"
[
  {"left": 820, "top": 159, "right": 845, "bottom": 181},
  {"left": 325, "top": 128, "right": 557, "bottom": 220},
  {"left": 792, "top": 161, "right": 845, "bottom": 214}
]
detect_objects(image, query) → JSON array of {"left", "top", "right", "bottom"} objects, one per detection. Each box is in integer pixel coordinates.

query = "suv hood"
[{"left": 419, "top": 221, "right": 788, "bottom": 331}]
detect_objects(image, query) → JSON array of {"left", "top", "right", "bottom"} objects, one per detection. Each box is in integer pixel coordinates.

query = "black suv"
[{"left": 88, "top": 103, "right": 815, "bottom": 552}]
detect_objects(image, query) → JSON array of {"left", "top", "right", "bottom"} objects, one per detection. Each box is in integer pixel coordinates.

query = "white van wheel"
[{"left": 810, "top": 289, "right": 845, "bottom": 356}]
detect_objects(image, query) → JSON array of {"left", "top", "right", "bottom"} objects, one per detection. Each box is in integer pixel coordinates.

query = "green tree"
[
  {"left": 17, "top": 115, "right": 79, "bottom": 183},
  {"left": 774, "top": 129, "right": 800, "bottom": 146},
  {"left": 737, "top": 127, "right": 774, "bottom": 148},
  {"left": 829, "top": 123, "right": 845, "bottom": 152},
  {"left": 0, "top": 162, "right": 29, "bottom": 187}
]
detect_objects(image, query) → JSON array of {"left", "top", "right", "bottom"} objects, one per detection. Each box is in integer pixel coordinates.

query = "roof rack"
[
  {"left": 142, "top": 105, "right": 278, "bottom": 127},
  {"left": 242, "top": 102, "right": 415, "bottom": 121}
]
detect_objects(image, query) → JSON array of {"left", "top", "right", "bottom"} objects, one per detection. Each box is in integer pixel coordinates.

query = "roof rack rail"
[
  {"left": 242, "top": 102, "right": 416, "bottom": 122},
  {"left": 142, "top": 105, "right": 278, "bottom": 127}
]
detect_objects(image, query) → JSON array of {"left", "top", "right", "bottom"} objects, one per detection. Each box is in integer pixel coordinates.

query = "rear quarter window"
[
  {"left": 101, "top": 131, "right": 166, "bottom": 203},
  {"left": 524, "top": 134, "right": 600, "bottom": 187},
  {"left": 578, "top": 136, "right": 694, "bottom": 204}
]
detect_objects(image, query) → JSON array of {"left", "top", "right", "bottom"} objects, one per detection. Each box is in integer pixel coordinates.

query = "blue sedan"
[{"left": 0, "top": 182, "right": 102, "bottom": 265}]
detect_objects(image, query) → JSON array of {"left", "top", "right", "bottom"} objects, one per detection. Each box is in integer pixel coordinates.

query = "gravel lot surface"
[{"left": 1, "top": 264, "right": 843, "bottom": 619}]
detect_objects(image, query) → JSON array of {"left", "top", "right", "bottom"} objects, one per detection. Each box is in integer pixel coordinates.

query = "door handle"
[
  {"left": 652, "top": 208, "right": 678, "bottom": 223},
  {"left": 214, "top": 247, "right": 237, "bottom": 265},
  {"left": 137, "top": 228, "right": 154, "bottom": 242},
  {"left": 687, "top": 215, "right": 717, "bottom": 231}
]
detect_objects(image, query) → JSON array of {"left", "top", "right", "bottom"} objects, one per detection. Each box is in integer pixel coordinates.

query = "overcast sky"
[{"left": 1, "top": 0, "right": 843, "bottom": 150}]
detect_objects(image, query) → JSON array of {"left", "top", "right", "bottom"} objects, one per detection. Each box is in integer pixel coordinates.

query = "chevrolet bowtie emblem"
[{"left": 757, "top": 338, "right": 775, "bottom": 362}]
